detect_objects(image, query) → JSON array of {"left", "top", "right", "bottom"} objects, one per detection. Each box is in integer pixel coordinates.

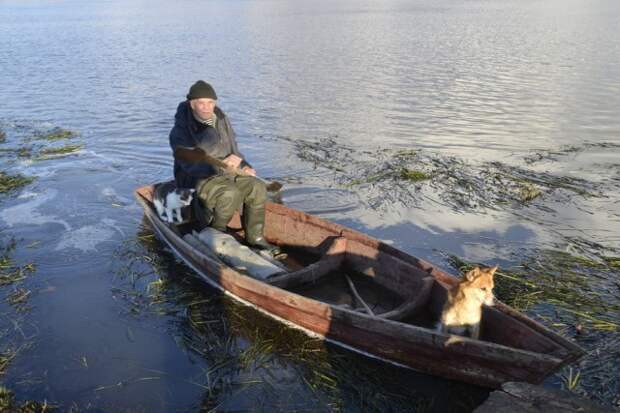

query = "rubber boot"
[
  {"left": 192, "top": 197, "right": 212, "bottom": 231},
  {"left": 243, "top": 206, "right": 284, "bottom": 259}
]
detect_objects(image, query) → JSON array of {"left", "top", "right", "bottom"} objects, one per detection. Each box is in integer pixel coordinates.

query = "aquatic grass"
[
  {"left": 179, "top": 294, "right": 447, "bottom": 411},
  {"left": 93, "top": 376, "right": 163, "bottom": 393},
  {"left": 346, "top": 166, "right": 432, "bottom": 186},
  {"left": 399, "top": 168, "right": 432, "bottom": 182},
  {"left": 34, "top": 127, "right": 77, "bottom": 141},
  {"left": 489, "top": 163, "right": 598, "bottom": 198},
  {"left": 218, "top": 298, "right": 452, "bottom": 412},
  {"left": 524, "top": 142, "right": 620, "bottom": 164},
  {"left": 0, "top": 147, "right": 35, "bottom": 159},
  {"left": 447, "top": 252, "right": 620, "bottom": 332},
  {"left": 18, "top": 147, "right": 33, "bottom": 158},
  {"left": 601, "top": 256, "right": 620, "bottom": 269},
  {"left": 561, "top": 367, "right": 582, "bottom": 392},
  {"left": 0, "top": 349, "right": 18, "bottom": 374},
  {"left": 394, "top": 149, "right": 418, "bottom": 159},
  {"left": 0, "top": 386, "right": 54, "bottom": 413},
  {"left": 0, "top": 256, "right": 35, "bottom": 287},
  {"left": 0, "top": 267, "right": 35, "bottom": 285},
  {"left": 112, "top": 230, "right": 482, "bottom": 411},
  {"left": 236, "top": 330, "right": 275, "bottom": 371},
  {"left": 288, "top": 137, "right": 602, "bottom": 213},
  {"left": 0, "top": 125, "right": 84, "bottom": 166},
  {"left": 6, "top": 288, "right": 31, "bottom": 307},
  {"left": 0, "top": 171, "right": 35, "bottom": 194},
  {"left": 294, "top": 137, "right": 353, "bottom": 174},
  {"left": 37, "top": 143, "right": 83, "bottom": 157},
  {"left": 518, "top": 183, "right": 542, "bottom": 202}
]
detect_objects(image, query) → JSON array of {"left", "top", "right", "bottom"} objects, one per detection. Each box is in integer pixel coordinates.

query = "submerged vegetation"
[
  {"left": 447, "top": 252, "right": 619, "bottom": 332},
  {"left": 34, "top": 127, "right": 77, "bottom": 141},
  {"left": 0, "top": 387, "right": 55, "bottom": 412},
  {"left": 399, "top": 167, "right": 432, "bottom": 182},
  {"left": 0, "top": 124, "right": 83, "bottom": 163},
  {"left": 0, "top": 236, "right": 35, "bottom": 315},
  {"left": 524, "top": 142, "right": 620, "bottom": 165},
  {"left": 447, "top": 251, "right": 620, "bottom": 405},
  {"left": 106, "top": 229, "right": 485, "bottom": 412},
  {"left": 287, "top": 137, "right": 604, "bottom": 213},
  {"left": 0, "top": 172, "right": 34, "bottom": 194},
  {"left": 0, "top": 236, "right": 41, "bottom": 410},
  {"left": 38, "top": 144, "right": 83, "bottom": 157}
]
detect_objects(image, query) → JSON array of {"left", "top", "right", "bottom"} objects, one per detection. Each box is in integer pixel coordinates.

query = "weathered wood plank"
[{"left": 267, "top": 236, "right": 346, "bottom": 289}]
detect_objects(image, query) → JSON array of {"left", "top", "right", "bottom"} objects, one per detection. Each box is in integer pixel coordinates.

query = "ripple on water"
[{"left": 281, "top": 186, "right": 360, "bottom": 215}]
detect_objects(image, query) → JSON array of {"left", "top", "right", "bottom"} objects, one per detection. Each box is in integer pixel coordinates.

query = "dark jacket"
[{"left": 169, "top": 101, "right": 250, "bottom": 188}]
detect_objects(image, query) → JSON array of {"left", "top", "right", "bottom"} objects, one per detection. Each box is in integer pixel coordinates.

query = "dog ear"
[
  {"left": 464, "top": 267, "right": 480, "bottom": 282},
  {"left": 487, "top": 265, "right": 498, "bottom": 276}
]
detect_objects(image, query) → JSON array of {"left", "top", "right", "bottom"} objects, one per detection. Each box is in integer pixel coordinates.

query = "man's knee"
[
  {"left": 217, "top": 188, "right": 239, "bottom": 209},
  {"left": 244, "top": 177, "right": 267, "bottom": 204}
]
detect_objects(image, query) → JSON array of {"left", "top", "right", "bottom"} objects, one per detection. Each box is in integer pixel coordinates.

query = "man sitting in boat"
[{"left": 169, "top": 80, "right": 282, "bottom": 257}]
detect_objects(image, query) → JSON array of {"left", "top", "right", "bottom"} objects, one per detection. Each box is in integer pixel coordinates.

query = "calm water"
[{"left": 1, "top": 0, "right": 620, "bottom": 411}]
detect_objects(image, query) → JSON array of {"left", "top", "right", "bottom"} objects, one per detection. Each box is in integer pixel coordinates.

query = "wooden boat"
[{"left": 135, "top": 184, "right": 584, "bottom": 388}]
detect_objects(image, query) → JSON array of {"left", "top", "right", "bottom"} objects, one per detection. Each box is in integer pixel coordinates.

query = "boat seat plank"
[{"left": 268, "top": 236, "right": 347, "bottom": 289}]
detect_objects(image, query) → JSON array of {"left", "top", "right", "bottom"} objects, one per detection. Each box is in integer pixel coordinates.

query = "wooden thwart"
[{"left": 268, "top": 236, "right": 347, "bottom": 289}]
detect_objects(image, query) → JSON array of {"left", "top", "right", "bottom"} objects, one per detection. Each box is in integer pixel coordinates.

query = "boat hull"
[{"left": 135, "top": 185, "right": 584, "bottom": 388}]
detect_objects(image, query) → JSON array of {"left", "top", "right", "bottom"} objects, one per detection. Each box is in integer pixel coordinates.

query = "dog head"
[{"left": 461, "top": 265, "right": 497, "bottom": 306}]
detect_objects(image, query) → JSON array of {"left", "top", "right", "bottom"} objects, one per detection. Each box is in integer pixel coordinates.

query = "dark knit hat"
[{"left": 186, "top": 80, "right": 218, "bottom": 100}]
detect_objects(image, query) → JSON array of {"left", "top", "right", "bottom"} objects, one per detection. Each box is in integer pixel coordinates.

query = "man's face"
[{"left": 190, "top": 98, "right": 216, "bottom": 121}]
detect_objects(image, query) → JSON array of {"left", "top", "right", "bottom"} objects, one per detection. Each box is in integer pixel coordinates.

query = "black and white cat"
[{"left": 153, "top": 181, "right": 195, "bottom": 224}]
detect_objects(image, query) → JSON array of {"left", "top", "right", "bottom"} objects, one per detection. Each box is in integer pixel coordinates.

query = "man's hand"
[
  {"left": 222, "top": 154, "right": 242, "bottom": 169},
  {"left": 241, "top": 166, "right": 257, "bottom": 176}
]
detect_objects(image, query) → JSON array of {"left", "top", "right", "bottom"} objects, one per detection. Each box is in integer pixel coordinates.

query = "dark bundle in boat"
[{"left": 135, "top": 183, "right": 584, "bottom": 388}]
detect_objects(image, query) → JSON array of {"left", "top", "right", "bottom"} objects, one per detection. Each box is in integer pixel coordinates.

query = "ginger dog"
[{"left": 437, "top": 266, "right": 497, "bottom": 340}]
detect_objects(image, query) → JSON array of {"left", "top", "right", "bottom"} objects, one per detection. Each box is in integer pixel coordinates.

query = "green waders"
[{"left": 195, "top": 175, "right": 268, "bottom": 245}]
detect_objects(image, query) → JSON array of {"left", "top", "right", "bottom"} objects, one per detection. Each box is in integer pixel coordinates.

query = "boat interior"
[{"left": 173, "top": 205, "right": 437, "bottom": 325}]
